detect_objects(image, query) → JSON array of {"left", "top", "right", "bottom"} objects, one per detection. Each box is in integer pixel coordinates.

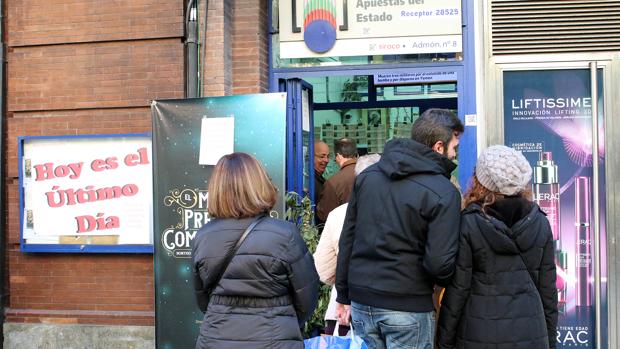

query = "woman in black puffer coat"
[
  {"left": 437, "top": 145, "right": 558, "bottom": 349},
  {"left": 191, "top": 152, "right": 319, "bottom": 349}
]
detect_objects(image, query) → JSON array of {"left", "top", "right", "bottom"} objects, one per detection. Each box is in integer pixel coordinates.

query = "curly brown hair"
[{"left": 462, "top": 175, "right": 532, "bottom": 212}]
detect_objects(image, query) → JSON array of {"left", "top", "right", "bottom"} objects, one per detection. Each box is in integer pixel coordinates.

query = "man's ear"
[
  {"left": 431, "top": 140, "right": 444, "bottom": 155},
  {"left": 335, "top": 153, "right": 346, "bottom": 166}
]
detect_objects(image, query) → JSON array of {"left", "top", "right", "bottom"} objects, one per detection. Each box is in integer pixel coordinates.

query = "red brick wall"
[
  {"left": 232, "top": 0, "right": 270, "bottom": 94},
  {"left": 8, "top": 40, "right": 184, "bottom": 111},
  {"left": 203, "top": 0, "right": 233, "bottom": 96},
  {"left": 7, "top": 0, "right": 182, "bottom": 47},
  {"left": 4, "top": 0, "right": 270, "bottom": 327},
  {"left": 5, "top": 0, "right": 184, "bottom": 326},
  {"left": 202, "top": 0, "right": 268, "bottom": 96}
]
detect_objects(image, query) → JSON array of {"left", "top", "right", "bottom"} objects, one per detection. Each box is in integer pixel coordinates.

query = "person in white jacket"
[{"left": 314, "top": 153, "right": 381, "bottom": 336}]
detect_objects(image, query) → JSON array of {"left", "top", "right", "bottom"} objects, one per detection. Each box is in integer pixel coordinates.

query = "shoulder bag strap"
[
  {"left": 209, "top": 215, "right": 265, "bottom": 291},
  {"left": 515, "top": 250, "right": 540, "bottom": 294},
  {"left": 506, "top": 231, "right": 539, "bottom": 290}
]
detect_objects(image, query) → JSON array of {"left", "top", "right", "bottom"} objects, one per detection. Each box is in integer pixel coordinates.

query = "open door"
[{"left": 279, "top": 78, "right": 317, "bottom": 202}]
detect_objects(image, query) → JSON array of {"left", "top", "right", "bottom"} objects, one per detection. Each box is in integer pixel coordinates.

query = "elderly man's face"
[{"left": 314, "top": 142, "right": 330, "bottom": 174}]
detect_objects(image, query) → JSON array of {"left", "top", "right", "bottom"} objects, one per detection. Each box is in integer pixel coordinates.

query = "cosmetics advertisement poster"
[
  {"left": 152, "top": 94, "right": 287, "bottom": 348},
  {"left": 503, "top": 69, "right": 606, "bottom": 348}
]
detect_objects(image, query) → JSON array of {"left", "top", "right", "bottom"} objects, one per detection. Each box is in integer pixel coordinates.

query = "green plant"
[{"left": 285, "top": 191, "right": 332, "bottom": 337}]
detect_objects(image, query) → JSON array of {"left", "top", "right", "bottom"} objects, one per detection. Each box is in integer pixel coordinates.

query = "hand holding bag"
[{"left": 303, "top": 327, "right": 368, "bottom": 349}]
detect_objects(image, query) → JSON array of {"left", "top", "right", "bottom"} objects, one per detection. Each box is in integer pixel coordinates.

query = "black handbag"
[{"left": 197, "top": 215, "right": 264, "bottom": 312}]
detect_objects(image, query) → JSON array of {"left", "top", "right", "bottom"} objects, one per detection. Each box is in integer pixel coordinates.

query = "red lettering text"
[
  {"left": 91, "top": 157, "right": 118, "bottom": 172},
  {"left": 34, "top": 162, "right": 84, "bottom": 181},
  {"left": 124, "top": 147, "right": 150, "bottom": 166},
  {"left": 45, "top": 183, "right": 139, "bottom": 208},
  {"left": 75, "top": 213, "right": 120, "bottom": 233}
]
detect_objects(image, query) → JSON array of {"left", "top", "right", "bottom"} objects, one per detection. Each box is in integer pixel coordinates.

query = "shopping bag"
[
  {"left": 304, "top": 329, "right": 367, "bottom": 349},
  {"left": 349, "top": 330, "right": 366, "bottom": 349},
  {"left": 304, "top": 335, "right": 353, "bottom": 349}
]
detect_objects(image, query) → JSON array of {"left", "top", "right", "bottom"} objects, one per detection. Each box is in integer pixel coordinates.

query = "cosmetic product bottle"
[
  {"left": 556, "top": 251, "right": 568, "bottom": 314},
  {"left": 533, "top": 151, "right": 566, "bottom": 309},
  {"left": 533, "top": 152, "right": 561, "bottom": 244},
  {"left": 575, "top": 176, "right": 592, "bottom": 308}
]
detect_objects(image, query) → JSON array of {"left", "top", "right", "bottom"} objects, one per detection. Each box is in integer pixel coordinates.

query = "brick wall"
[
  {"left": 7, "top": 0, "right": 182, "bottom": 47},
  {"left": 8, "top": 40, "right": 184, "bottom": 111},
  {"left": 5, "top": 0, "right": 184, "bottom": 326},
  {"left": 232, "top": 0, "right": 270, "bottom": 94},
  {"left": 4, "top": 0, "right": 270, "bottom": 329},
  {"left": 202, "top": 0, "right": 268, "bottom": 96},
  {"left": 202, "top": 0, "right": 233, "bottom": 96}
]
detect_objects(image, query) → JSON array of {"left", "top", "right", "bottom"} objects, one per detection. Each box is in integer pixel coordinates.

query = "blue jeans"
[{"left": 351, "top": 301, "right": 435, "bottom": 349}]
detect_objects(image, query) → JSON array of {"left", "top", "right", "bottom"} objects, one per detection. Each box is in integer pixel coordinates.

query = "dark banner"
[
  {"left": 503, "top": 69, "right": 607, "bottom": 348},
  {"left": 152, "top": 94, "right": 287, "bottom": 348}
]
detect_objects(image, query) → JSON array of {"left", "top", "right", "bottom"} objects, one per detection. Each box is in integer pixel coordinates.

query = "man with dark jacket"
[
  {"left": 316, "top": 138, "right": 358, "bottom": 222},
  {"left": 335, "top": 109, "right": 464, "bottom": 349}
]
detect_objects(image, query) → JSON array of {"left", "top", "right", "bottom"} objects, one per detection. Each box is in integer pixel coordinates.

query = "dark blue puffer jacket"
[
  {"left": 192, "top": 216, "right": 319, "bottom": 349},
  {"left": 437, "top": 200, "right": 558, "bottom": 349}
]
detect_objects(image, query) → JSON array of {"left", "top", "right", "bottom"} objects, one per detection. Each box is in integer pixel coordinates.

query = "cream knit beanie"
[{"left": 475, "top": 145, "right": 532, "bottom": 196}]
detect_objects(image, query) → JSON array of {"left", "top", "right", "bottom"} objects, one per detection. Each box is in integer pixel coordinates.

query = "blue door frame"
[
  {"left": 268, "top": 0, "right": 478, "bottom": 191},
  {"left": 278, "top": 78, "right": 316, "bottom": 200}
]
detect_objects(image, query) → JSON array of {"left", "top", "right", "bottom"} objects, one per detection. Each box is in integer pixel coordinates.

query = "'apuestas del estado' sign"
[{"left": 279, "top": 0, "right": 462, "bottom": 58}]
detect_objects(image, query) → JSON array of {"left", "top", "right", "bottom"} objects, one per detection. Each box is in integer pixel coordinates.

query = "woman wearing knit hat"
[{"left": 436, "top": 145, "right": 558, "bottom": 349}]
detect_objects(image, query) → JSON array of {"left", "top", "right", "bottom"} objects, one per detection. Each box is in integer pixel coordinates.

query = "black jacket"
[
  {"left": 192, "top": 216, "right": 319, "bottom": 349},
  {"left": 335, "top": 138, "right": 461, "bottom": 312},
  {"left": 437, "top": 199, "right": 558, "bottom": 349}
]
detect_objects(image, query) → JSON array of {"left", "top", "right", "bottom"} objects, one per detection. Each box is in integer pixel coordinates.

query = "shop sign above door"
[{"left": 279, "top": 0, "right": 462, "bottom": 58}]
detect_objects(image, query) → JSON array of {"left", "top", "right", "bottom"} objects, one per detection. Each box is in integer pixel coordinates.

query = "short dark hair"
[
  {"left": 410, "top": 108, "right": 464, "bottom": 149},
  {"left": 334, "top": 138, "right": 358, "bottom": 159}
]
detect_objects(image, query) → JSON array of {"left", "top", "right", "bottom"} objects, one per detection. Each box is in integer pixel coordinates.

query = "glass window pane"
[
  {"left": 314, "top": 107, "right": 421, "bottom": 159},
  {"left": 304, "top": 76, "right": 369, "bottom": 103},
  {"left": 314, "top": 106, "right": 458, "bottom": 180}
]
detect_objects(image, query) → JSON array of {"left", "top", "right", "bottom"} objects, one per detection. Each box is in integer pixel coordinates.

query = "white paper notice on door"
[{"left": 199, "top": 116, "right": 234, "bottom": 165}]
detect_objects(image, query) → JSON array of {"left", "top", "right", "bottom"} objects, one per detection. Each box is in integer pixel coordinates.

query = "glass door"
[{"left": 501, "top": 65, "right": 607, "bottom": 349}]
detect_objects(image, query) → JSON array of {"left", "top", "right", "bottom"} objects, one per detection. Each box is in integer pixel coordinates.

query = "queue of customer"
[{"left": 190, "top": 108, "right": 558, "bottom": 349}]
